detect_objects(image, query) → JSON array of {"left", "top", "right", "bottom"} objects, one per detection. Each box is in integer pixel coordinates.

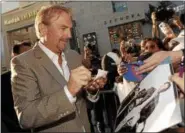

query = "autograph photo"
[{"left": 114, "top": 64, "right": 182, "bottom": 132}]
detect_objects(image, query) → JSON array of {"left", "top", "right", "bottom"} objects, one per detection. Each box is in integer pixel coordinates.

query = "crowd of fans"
[{"left": 83, "top": 11, "right": 184, "bottom": 132}]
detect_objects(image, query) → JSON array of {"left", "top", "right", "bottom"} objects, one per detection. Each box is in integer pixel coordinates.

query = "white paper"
[{"left": 95, "top": 69, "right": 108, "bottom": 79}]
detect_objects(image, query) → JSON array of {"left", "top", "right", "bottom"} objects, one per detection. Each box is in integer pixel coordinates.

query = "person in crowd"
[
  {"left": 171, "top": 30, "right": 184, "bottom": 51},
  {"left": 83, "top": 45, "right": 92, "bottom": 69},
  {"left": 163, "top": 37, "right": 178, "bottom": 50},
  {"left": 83, "top": 44, "right": 106, "bottom": 133},
  {"left": 97, "top": 49, "right": 122, "bottom": 132},
  {"left": 119, "top": 38, "right": 127, "bottom": 59},
  {"left": 118, "top": 38, "right": 137, "bottom": 63},
  {"left": 169, "top": 13, "right": 184, "bottom": 51},
  {"left": 83, "top": 44, "right": 101, "bottom": 75},
  {"left": 140, "top": 39, "right": 147, "bottom": 54},
  {"left": 11, "top": 5, "right": 107, "bottom": 132},
  {"left": 127, "top": 39, "right": 141, "bottom": 57},
  {"left": 11, "top": 41, "right": 32, "bottom": 58},
  {"left": 12, "top": 44, "right": 21, "bottom": 57},
  {"left": 2, "top": 41, "right": 32, "bottom": 132},
  {"left": 101, "top": 48, "right": 121, "bottom": 88},
  {"left": 172, "top": 13, "right": 184, "bottom": 32},
  {"left": 151, "top": 12, "right": 159, "bottom": 38},
  {"left": 144, "top": 38, "right": 167, "bottom": 54},
  {"left": 19, "top": 42, "right": 32, "bottom": 54}
]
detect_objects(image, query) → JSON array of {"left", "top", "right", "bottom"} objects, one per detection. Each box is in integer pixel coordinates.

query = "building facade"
[{"left": 64, "top": 1, "right": 158, "bottom": 56}]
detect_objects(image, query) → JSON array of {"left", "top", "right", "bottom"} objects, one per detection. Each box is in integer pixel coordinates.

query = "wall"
[{"left": 65, "top": 1, "right": 159, "bottom": 56}]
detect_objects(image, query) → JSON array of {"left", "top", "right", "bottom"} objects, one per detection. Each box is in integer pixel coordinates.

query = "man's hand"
[
  {"left": 85, "top": 77, "right": 107, "bottom": 91},
  {"left": 67, "top": 66, "right": 91, "bottom": 96},
  {"left": 137, "top": 51, "right": 183, "bottom": 74}
]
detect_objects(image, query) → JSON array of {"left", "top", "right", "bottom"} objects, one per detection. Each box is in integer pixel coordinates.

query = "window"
[
  {"left": 112, "top": 1, "right": 128, "bottom": 12},
  {"left": 108, "top": 21, "right": 143, "bottom": 49}
]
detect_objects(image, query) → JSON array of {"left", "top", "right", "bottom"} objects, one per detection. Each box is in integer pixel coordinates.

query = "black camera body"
[{"left": 155, "top": 7, "right": 175, "bottom": 22}]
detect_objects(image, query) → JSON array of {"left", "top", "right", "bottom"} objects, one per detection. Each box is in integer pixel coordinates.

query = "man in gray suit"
[{"left": 11, "top": 5, "right": 106, "bottom": 132}]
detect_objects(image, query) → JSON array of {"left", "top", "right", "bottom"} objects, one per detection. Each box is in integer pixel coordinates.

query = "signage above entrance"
[
  {"left": 4, "top": 10, "right": 39, "bottom": 25},
  {"left": 104, "top": 12, "right": 145, "bottom": 27}
]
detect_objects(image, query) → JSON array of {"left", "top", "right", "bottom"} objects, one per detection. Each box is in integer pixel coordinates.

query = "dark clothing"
[{"left": 1, "top": 71, "right": 30, "bottom": 132}]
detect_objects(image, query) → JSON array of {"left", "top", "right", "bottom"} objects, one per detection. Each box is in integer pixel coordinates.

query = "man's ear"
[{"left": 39, "top": 23, "right": 47, "bottom": 37}]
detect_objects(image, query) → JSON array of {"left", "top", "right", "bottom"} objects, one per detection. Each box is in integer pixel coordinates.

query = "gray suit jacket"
[{"left": 11, "top": 43, "right": 90, "bottom": 132}]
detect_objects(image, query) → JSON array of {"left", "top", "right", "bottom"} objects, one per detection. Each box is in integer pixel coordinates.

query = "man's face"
[{"left": 44, "top": 12, "right": 72, "bottom": 53}]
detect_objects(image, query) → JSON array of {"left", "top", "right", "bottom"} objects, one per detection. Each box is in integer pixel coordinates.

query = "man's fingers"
[
  {"left": 76, "top": 66, "right": 91, "bottom": 79},
  {"left": 80, "top": 80, "right": 89, "bottom": 86}
]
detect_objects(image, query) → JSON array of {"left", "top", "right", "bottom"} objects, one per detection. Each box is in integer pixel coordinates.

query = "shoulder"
[{"left": 11, "top": 49, "right": 35, "bottom": 65}]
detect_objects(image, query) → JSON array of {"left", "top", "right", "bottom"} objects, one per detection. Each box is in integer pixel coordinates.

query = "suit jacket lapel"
[{"left": 33, "top": 43, "right": 66, "bottom": 86}]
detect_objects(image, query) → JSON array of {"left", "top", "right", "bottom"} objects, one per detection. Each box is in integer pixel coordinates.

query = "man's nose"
[{"left": 67, "top": 29, "right": 72, "bottom": 39}]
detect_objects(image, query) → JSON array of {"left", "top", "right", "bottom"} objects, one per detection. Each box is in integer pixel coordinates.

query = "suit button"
[
  {"left": 66, "top": 111, "right": 69, "bottom": 114},
  {"left": 58, "top": 114, "right": 63, "bottom": 119}
]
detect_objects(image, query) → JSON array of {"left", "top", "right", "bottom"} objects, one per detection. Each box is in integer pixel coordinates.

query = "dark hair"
[
  {"left": 138, "top": 52, "right": 153, "bottom": 61},
  {"left": 12, "top": 44, "right": 21, "bottom": 54},
  {"left": 145, "top": 37, "right": 167, "bottom": 51},
  {"left": 180, "top": 13, "right": 185, "bottom": 25},
  {"left": 84, "top": 44, "right": 93, "bottom": 51},
  {"left": 12, "top": 42, "right": 31, "bottom": 55},
  {"left": 21, "top": 42, "right": 32, "bottom": 47},
  {"left": 112, "top": 48, "right": 121, "bottom": 57},
  {"left": 153, "top": 37, "right": 167, "bottom": 51}
]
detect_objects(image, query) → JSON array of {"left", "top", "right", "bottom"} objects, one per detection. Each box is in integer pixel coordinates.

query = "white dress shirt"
[{"left": 38, "top": 42, "right": 76, "bottom": 103}]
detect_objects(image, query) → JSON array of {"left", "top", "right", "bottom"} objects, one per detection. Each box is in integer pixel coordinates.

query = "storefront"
[
  {"left": 103, "top": 11, "right": 145, "bottom": 49},
  {"left": 108, "top": 21, "right": 143, "bottom": 49},
  {"left": 2, "top": 2, "right": 52, "bottom": 48}
]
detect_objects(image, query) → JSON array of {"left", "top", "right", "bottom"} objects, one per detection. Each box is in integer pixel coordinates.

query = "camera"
[{"left": 155, "top": 6, "right": 175, "bottom": 22}]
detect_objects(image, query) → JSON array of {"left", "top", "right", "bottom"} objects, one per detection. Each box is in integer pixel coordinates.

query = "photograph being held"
[{"left": 115, "top": 82, "right": 171, "bottom": 133}]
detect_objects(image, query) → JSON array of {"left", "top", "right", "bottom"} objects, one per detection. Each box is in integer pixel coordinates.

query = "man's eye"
[{"left": 61, "top": 27, "right": 66, "bottom": 30}]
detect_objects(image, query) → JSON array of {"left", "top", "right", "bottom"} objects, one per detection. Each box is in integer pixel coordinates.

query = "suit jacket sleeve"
[{"left": 11, "top": 57, "right": 76, "bottom": 129}]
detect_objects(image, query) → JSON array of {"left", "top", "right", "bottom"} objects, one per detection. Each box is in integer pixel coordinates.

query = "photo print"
[{"left": 114, "top": 64, "right": 182, "bottom": 132}]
